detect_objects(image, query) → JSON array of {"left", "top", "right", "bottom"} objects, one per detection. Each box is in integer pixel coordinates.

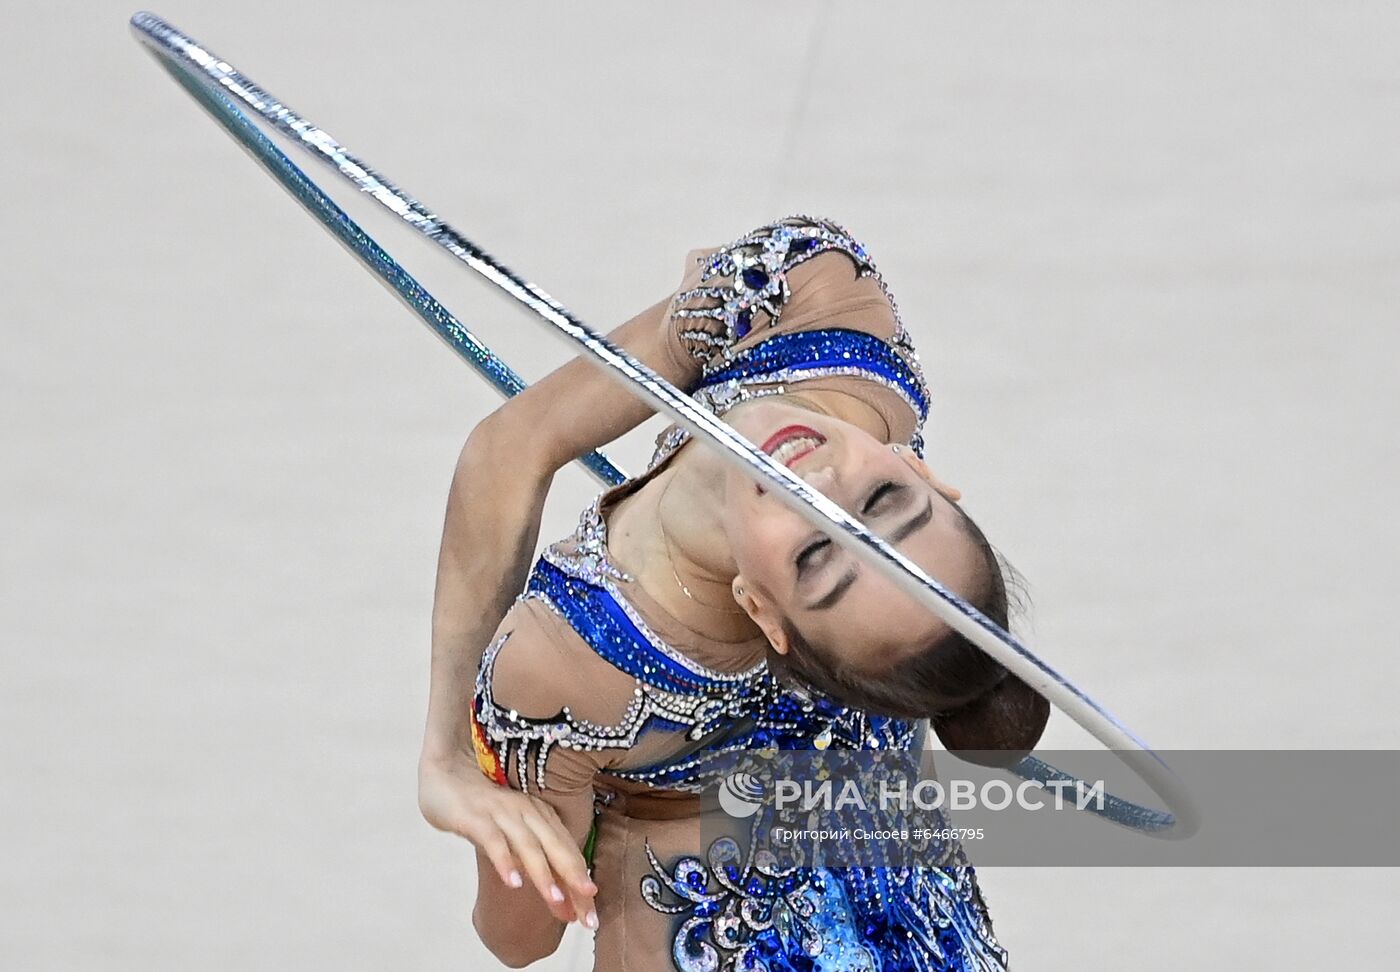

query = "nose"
[{"left": 801, "top": 463, "right": 839, "bottom": 497}]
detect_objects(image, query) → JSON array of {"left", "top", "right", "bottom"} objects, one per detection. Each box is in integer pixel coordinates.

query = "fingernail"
[
  {"left": 584, "top": 910, "right": 598, "bottom": 930},
  {"left": 550, "top": 885, "right": 565, "bottom": 903},
  {"left": 507, "top": 870, "right": 523, "bottom": 889}
]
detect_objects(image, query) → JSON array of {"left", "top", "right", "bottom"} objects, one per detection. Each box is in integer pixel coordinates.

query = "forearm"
[
  {"left": 473, "top": 295, "right": 699, "bottom": 476},
  {"left": 470, "top": 776, "right": 598, "bottom": 966},
  {"left": 472, "top": 853, "right": 566, "bottom": 967}
]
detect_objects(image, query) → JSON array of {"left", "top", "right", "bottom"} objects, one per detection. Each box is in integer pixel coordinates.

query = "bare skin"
[
  {"left": 418, "top": 294, "right": 698, "bottom": 938},
  {"left": 610, "top": 391, "right": 971, "bottom": 670},
  {"left": 445, "top": 389, "right": 975, "bottom": 965},
  {"left": 419, "top": 245, "right": 977, "bottom": 966}
]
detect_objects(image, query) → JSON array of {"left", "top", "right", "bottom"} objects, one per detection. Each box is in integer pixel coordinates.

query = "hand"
[{"left": 418, "top": 753, "right": 598, "bottom": 927}]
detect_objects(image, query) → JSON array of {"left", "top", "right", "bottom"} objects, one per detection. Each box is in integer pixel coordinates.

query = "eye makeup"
[{"left": 793, "top": 480, "right": 907, "bottom": 581}]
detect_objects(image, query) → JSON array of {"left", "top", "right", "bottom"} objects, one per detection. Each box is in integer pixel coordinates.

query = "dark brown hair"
[{"left": 772, "top": 502, "right": 1049, "bottom": 766}]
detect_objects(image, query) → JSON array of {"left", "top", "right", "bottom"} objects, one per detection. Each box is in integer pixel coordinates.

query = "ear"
[
  {"left": 891, "top": 445, "right": 962, "bottom": 502},
  {"left": 732, "top": 577, "right": 792, "bottom": 655}
]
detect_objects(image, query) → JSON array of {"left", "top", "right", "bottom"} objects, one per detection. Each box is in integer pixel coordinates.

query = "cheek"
[{"left": 723, "top": 484, "right": 804, "bottom": 586}]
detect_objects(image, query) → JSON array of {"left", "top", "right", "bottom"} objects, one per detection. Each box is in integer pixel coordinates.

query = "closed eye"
[
  {"left": 862, "top": 481, "right": 905, "bottom": 515},
  {"left": 795, "top": 537, "right": 831, "bottom": 576},
  {"left": 804, "top": 497, "right": 936, "bottom": 611},
  {"left": 796, "top": 483, "right": 907, "bottom": 578}
]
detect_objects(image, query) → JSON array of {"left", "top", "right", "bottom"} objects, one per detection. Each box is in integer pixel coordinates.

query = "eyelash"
[
  {"left": 796, "top": 538, "right": 830, "bottom": 574},
  {"left": 862, "top": 480, "right": 901, "bottom": 514},
  {"left": 795, "top": 481, "right": 903, "bottom": 574}
]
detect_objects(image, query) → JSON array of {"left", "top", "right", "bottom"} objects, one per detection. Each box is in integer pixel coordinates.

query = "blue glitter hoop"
[
  {"left": 130, "top": 12, "right": 1199, "bottom": 839},
  {"left": 128, "top": 13, "right": 625, "bottom": 489}
]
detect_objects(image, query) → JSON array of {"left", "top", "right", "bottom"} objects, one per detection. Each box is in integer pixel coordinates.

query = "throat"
[
  {"left": 608, "top": 469, "right": 761, "bottom": 652},
  {"left": 651, "top": 518, "right": 758, "bottom": 647}
]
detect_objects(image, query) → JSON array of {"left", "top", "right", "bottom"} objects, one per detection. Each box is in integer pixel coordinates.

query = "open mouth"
[{"left": 756, "top": 425, "right": 827, "bottom": 493}]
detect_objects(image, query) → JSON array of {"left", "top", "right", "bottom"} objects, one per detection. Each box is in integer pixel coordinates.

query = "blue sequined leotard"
[{"left": 473, "top": 217, "right": 1009, "bottom": 972}]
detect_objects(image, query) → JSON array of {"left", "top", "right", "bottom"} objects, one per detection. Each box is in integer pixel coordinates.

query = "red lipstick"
[
  {"left": 759, "top": 425, "right": 822, "bottom": 457},
  {"left": 755, "top": 425, "right": 827, "bottom": 494}
]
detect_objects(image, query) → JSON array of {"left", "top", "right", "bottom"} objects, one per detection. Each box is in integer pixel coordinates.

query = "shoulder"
[
  {"left": 666, "top": 215, "right": 901, "bottom": 369},
  {"left": 471, "top": 597, "right": 642, "bottom": 792},
  {"left": 483, "top": 597, "right": 638, "bottom": 725}
]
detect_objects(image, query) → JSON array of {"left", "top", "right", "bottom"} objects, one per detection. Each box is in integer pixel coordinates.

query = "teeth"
[{"left": 771, "top": 435, "right": 822, "bottom": 465}]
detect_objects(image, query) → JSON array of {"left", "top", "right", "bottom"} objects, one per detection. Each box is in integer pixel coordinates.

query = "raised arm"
[
  {"left": 419, "top": 289, "right": 696, "bottom": 761},
  {"left": 418, "top": 286, "right": 703, "bottom": 931},
  {"left": 420, "top": 215, "right": 898, "bottom": 934}
]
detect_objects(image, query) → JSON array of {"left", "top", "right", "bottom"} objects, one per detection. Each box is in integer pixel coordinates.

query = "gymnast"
[
  {"left": 419, "top": 216, "right": 1047, "bottom": 970},
  {"left": 126, "top": 15, "right": 1197, "bottom": 967}
]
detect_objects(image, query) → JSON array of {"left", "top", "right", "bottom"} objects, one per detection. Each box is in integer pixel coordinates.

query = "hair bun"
[{"left": 931, "top": 675, "right": 1049, "bottom": 768}]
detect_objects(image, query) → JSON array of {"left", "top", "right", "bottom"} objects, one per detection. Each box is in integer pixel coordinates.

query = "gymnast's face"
[{"left": 721, "top": 399, "right": 980, "bottom": 667}]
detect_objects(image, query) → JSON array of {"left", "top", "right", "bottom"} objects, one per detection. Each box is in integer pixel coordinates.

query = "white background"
[{"left": 3, "top": 2, "right": 1397, "bottom": 968}]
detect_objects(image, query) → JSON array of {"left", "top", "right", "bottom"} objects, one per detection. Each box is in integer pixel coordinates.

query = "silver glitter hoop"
[
  {"left": 128, "top": 14, "right": 625, "bottom": 489},
  {"left": 130, "top": 12, "right": 1200, "bottom": 839}
]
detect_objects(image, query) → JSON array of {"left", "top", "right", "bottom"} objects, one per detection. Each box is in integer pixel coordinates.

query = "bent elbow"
[
  {"left": 459, "top": 410, "right": 555, "bottom": 485},
  {"left": 472, "top": 905, "right": 562, "bottom": 968}
]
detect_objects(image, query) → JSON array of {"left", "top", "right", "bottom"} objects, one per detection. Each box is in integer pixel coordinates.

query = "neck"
[
  {"left": 612, "top": 465, "right": 759, "bottom": 647},
  {"left": 612, "top": 386, "right": 889, "bottom": 652}
]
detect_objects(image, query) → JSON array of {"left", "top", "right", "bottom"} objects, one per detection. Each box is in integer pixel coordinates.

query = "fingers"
[
  {"left": 491, "top": 810, "right": 577, "bottom": 924},
  {"left": 467, "top": 821, "right": 524, "bottom": 892},
  {"left": 421, "top": 767, "right": 598, "bottom": 928},
  {"left": 521, "top": 806, "right": 597, "bottom": 929},
  {"left": 525, "top": 800, "right": 597, "bottom": 896}
]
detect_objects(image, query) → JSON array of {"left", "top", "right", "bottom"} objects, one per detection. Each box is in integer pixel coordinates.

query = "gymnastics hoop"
[
  {"left": 129, "top": 17, "right": 625, "bottom": 487},
  {"left": 130, "top": 12, "right": 1201, "bottom": 839}
]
